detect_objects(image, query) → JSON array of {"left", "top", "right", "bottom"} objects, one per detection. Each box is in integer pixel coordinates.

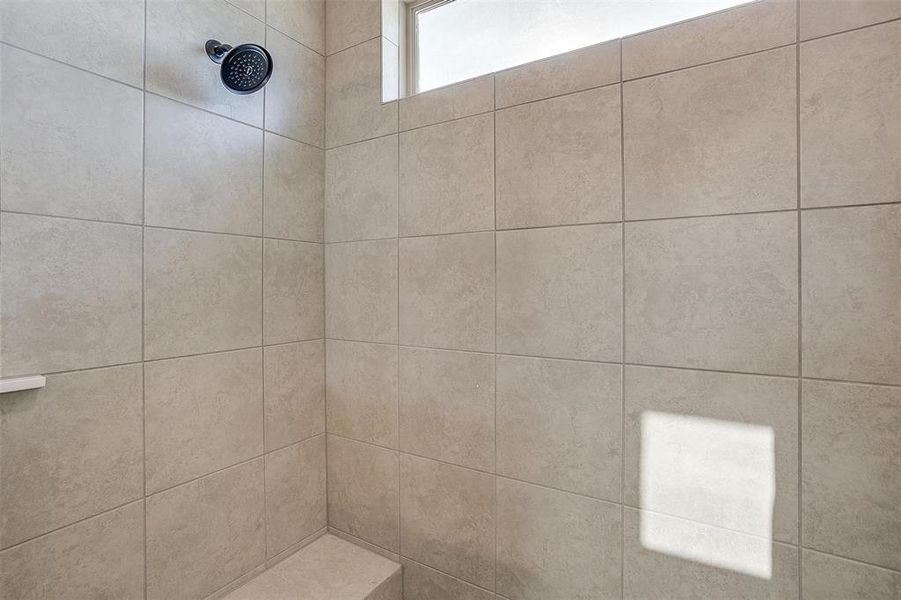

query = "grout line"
[
  {"left": 795, "top": 8, "right": 804, "bottom": 595},
  {"left": 261, "top": 27, "right": 269, "bottom": 557},
  {"left": 326, "top": 34, "right": 383, "bottom": 58},
  {"left": 141, "top": 1, "right": 149, "bottom": 595},
  {"left": 619, "top": 36, "right": 627, "bottom": 600},
  {"left": 0, "top": 208, "right": 324, "bottom": 244}
]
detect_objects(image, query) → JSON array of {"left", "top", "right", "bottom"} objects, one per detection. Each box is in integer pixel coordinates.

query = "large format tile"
[
  {"left": 802, "top": 205, "right": 901, "bottom": 385},
  {"left": 802, "top": 380, "right": 901, "bottom": 570},
  {"left": 400, "top": 455, "right": 495, "bottom": 589},
  {"left": 624, "top": 47, "right": 796, "bottom": 220},
  {"left": 625, "top": 213, "right": 798, "bottom": 376},
  {"left": 624, "top": 366, "right": 799, "bottom": 544},
  {"left": 263, "top": 239, "right": 324, "bottom": 344},
  {"left": 144, "top": 228, "right": 262, "bottom": 360},
  {"left": 0, "top": 214, "right": 142, "bottom": 377},
  {"left": 0, "top": 366, "right": 143, "bottom": 549},
  {"left": 325, "top": 38, "right": 397, "bottom": 148},
  {"left": 800, "top": 0, "right": 901, "bottom": 39},
  {"left": 0, "top": 48, "right": 143, "bottom": 224},
  {"left": 325, "top": 0, "right": 381, "bottom": 55},
  {"left": 264, "top": 341, "right": 325, "bottom": 451},
  {"left": 800, "top": 21, "right": 901, "bottom": 208},
  {"left": 265, "top": 436, "right": 327, "bottom": 558},
  {"left": 146, "top": 0, "right": 265, "bottom": 126},
  {"left": 497, "top": 85, "right": 621, "bottom": 229},
  {"left": 325, "top": 135, "right": 398, "bottom": 242},
  {"left": 801, "top": 550, "right": 901, "bottom": 600},
  {"left": 145, "top": 95, "right": 263, "bottom": 236},
  {"left": 325, "top": 239, "right": 398, "bottom": 344},
  {"left": 399, "top": 347, "right": 495, "bottom": 471},
  {"left": 0, "top": 502, "right": 144, "bottom": 600},
  {"left": 399, "top": 233, "right": 494, "bottom": 352},
  {"left": 326, "top": 340, "right": 398, "bottom": 448},
  {"left": 399, "top": 74, "right": 494, "bottom": 131},
  {"left": 401, "top": 559, "right": 494, "bottom": 600},
  {"left": 144, "top": 349, "right": 263, "bottom": 493},
  {"left": 497, "top": 356, "right": 622, "bottom": 501},
  {"left": 496, "top": 40, "right": 620, "bottom": 108},
  {"left": 496, "top": 479, "right": 622, "bottom": 600},
  {"left": 623, "top": 508, "right": 799, "bottom": 599},
  {"left": 264, "top": 133, "right": 324, "bottom": 242},
  {"left": 146, "top": 460, "right": 266, "bottom": 600},
  {"left": 623, "top": 0, "right": 796, "bottom": 79},
  {"left": 0, "top": 0, "right": 144, "bottom": 86},
  {"left": 268, "top": 0, "right": 325, "bottom": 54},
  {"left": 497, "top": 224, "right": 622, "bottom": 362},
  {"left": 327, "top": 436, "right": 399, "bottom": 552},
  {"left": 266, "top": 28, "right": 325, "bottom": 147},
  {"left": 399, "top": 114, "right": 494, "bottom": 236}
]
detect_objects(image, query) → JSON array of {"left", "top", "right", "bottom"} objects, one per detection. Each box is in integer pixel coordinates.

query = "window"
[{"left": 406, "top": 0, "right": 753, "bottom": 94}]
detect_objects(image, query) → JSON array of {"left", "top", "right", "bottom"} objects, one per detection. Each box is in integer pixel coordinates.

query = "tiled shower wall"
[
  {"left": 323, "top": 0, "right": 901, "bottom": 598},
  {"left": 0, "top": 1, "right": 327, "bottom": 598}
]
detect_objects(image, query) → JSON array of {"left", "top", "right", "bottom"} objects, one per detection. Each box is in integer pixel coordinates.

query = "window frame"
[{"left": 404, "top": 0, "right": 456, "bottom": 96}]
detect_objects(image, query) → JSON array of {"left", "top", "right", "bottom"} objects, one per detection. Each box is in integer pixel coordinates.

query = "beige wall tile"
[
  {"left": 0, "top": 214, "right": 142, "bottom": 377},
  {"left": 399, "top": 233, "right": 495, "bottom": 352},
  {"left": 145, "top": 95, "right": 263, "bottom": 236},
  {"left": 800, "top": 0, "right": 901, "bottom": 39},
  {"left": 401, "top": 559, "right": 494, "bottom": 600},
  {"left": 400, "top": 74, "right": 494, "bottom": 131},
  {"left": 144, "top": 229, "right": 262, "bottom": 360},
  {"left": 146, "top": 0, "right": 264, "bottom": 126},
  {"left": 263, "top": 239, "right": 324, "bottom": 344},
  {"left": 327, "top": 435, "right": 399, "bottom": 551},
  {"left": 399, "top": 114, "right": 495, "bottom": 236},
  {"left": 497, "top": 356, "right": 622, "bottom": 501},
  {"left": 0, "top": 366, "right": 143, "bottom": 548},
  {"left": 497, "top": 86, "right": 622, "bottom": 228},
  {"left": 625, "top": 213, "right": 798, "bottom": 376},
  {"left": 624, "top": 47, "right": 796, "bottom": 220},
  {"left": 399, "top": 347, "right": 495, "bottom": 472},
  {"left": 496, "top": 39, "right": 620, "bottom": 108},
  {"left": 325, "top": 135, "right": 398, "bottom": 242},
  {"left": 265, "top": 436, "right": 327, "bottom": 558},
  {"left": 0, "top": 502, "right": 145, "bottom": 600},
  {"left": 802, "top": 205, "right": 901, "bottom": 384},
  {"left": 328, "top": 527, "right": 399, "bottom": 562},
  {"left": 0, "top": 48, "right": 143, "bottom": 224},
  {"left": 325, "top": 38, "right": 397, "bottom": 148},
  {"left": 497, "top": 224, "right": 622, "bottom": 362},
  {"left": 624, "top": 366, "right": 799, "bottom": 544},
  {"left": 325, "top": 0, "right": 380, "bottom": 55},
  {"left": 801, "top": 550, "right": 901, "bottom": 600},
  {"left": 800, "top": 21, "right": 901, "bottom": 208},
  {"left": 268, "top": 0, "right": 325, "bottom": 54},
  {"left": 0, "top": 0, "right": 143, "bottom": 86},
  {"left": 264, "top": 341, "right": 326, "bottom": 451},
  {"left": 622, "top": 0, "right": 797, "bottom": 79},
  {"left": 229, "top": 0, "right": 265, "bottom": 18},
  {"left": 802, "top": 380, "right": 901, "bottom": 570},
  {"left": 326, "top": 340, "right": 398, "bottom": 448},
  {"left": 266, "top": 28, "right": 325, "bottom": 147},
  {"left": 146, "top": 460, "right": 266, "bottom": 600},
  {"left": 264, "top": 133, "right": 324, "bottom": 242},
  {"left": 144, "top": 349, "right": 263, "bottom": 494},
  {"left": 325, "top": 239, "right": 398, "bottom": 343},
  {"left": 400, "top": 455, "right": 495, "bottom": 589},
  {"left": 623, "top": 508, "right": 800, "bottom": 599},
  {"left": 496, "top": 479, "right": 622, "bottom": 600}
]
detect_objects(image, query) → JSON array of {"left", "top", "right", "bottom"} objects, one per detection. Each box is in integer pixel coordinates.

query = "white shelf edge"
[{"left": 0, "top": 375, "right": 46, "bottom": 394}]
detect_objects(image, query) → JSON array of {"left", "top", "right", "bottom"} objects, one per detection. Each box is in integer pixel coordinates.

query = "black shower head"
[{"left": 206, "top": 40, "right": 273, "bottom": 95}]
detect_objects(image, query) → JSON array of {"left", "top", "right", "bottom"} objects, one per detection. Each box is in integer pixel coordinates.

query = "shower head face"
[{"left": 213, "top": 43, "right": 273, "bottom": 94}]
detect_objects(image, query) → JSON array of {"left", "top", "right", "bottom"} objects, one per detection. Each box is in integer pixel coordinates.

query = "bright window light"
[
  {"left": 640, "top": 411, "right": 776, "bottom": 579},
  {"left": 413, "top": 0, "right": 753, "bottom": 93}
]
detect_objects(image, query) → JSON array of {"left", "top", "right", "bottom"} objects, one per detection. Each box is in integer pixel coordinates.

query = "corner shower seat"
[{"left": 222, "top": 534, "right": 402, "bottom": 600}]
